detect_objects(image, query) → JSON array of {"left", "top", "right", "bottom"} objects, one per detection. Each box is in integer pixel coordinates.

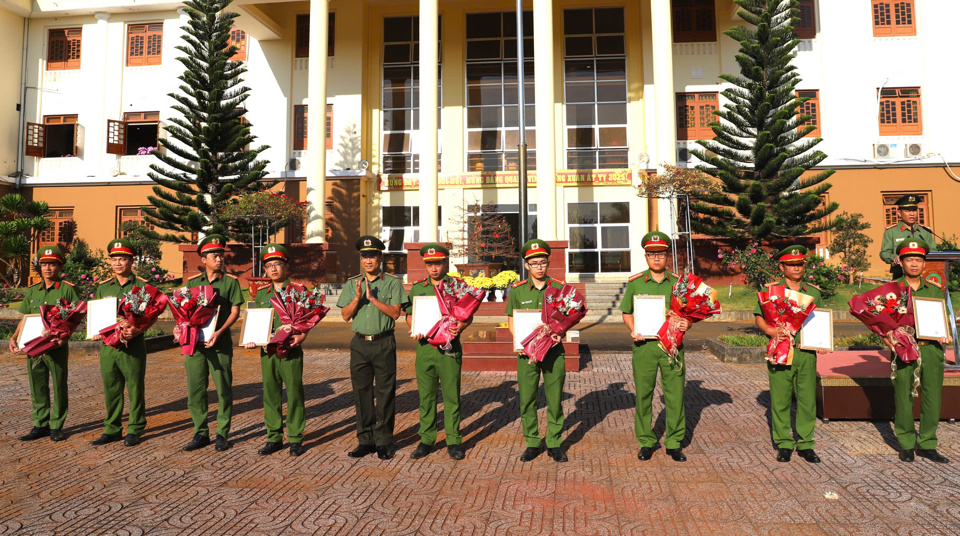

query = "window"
[
  {"left": 127, "top": 23, "right": 163, "bottom": 66},
  {"left": 295, "top": 13, "right": 336, "bottom": 58},
  {"left": 795, "top": 0, "right": 816, "bottom": 39},
  {"left": 466, "top": 11, "right": 534, "bottom": 172},
  {"left": 883, "top": 192, "right": 929, "bottom": 227},
  {"left": 872, "top": 1, "right": 916, "bottom": 37},
  {"left": 564, "top": 8, "right": 627, "bottom": 170},
  {"left": 380, "top": 205, "right": 442, "bottom": 275},
  {"left": 24, "top": 115, "right": 78, "bottom": 158},
  {"left": 567, "top": 202, "right": 631, "bottom": 273},
  {"left": 228, "top": 27, "right": 247, "bottom": 61},
  {"left": 106, "top": 112, "right": 160, "bottom": 155},
  {"left": 676, "top": 93, "right": 718, "bottom": 141},
  {"left": 879, "top": 87, "right": 922, "bottom": 136},
  {"left": 293, "top": 104, "right": 333, "bottom": 152},
  {"left": 672, "top": 0, "right": 716, "bottom": 43},
  {"left": 797, "top": 90, "right": 820, "bottom": 137},
  {"left": 117, "top": 207, "right": 154, "bottom": 236},
  {"left": 37, "top": 208, "right": 75, "bottom": 250},
  {"left": 383, "top": 16, "right": 442, "bottom": 174},
  {"left": 47, "top": 28, "right": 81, "bottom": 70}
]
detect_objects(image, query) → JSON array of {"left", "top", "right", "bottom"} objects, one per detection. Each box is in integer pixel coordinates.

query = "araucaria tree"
[
  {"left": 144, "top": 0, "right": 269, "bottom": 241},
  {"left": 691, "top": 0, "right": 837, "bottom": 241}
]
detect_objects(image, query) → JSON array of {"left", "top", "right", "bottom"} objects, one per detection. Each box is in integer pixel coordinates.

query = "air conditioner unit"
[
  {"left": 288, "top": 157, "right": 301, "bottom": 170},
  {"left": 677, "top": 147, "right": 693, "bottom": 163},
  {"left": 904, "top": 143, "right": 923, "bottom": 158},
  {"left": 873, "top": 143, "right": 895, "bottom": 159}
]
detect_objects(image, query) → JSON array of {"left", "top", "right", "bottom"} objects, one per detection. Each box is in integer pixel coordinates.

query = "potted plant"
[{"left": 491, "top": 270, "right": 519, "bottom": 301}]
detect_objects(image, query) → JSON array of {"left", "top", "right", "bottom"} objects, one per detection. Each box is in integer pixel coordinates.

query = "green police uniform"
[
  {"left": 880, "top": 195, "right": 937, "bottom": 279},
  {"left": 19, "top": 275, "right": 79, "bottom": 432}
]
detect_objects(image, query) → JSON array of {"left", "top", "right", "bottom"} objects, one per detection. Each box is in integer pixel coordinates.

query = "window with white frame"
[
  {"left": 567, "top": 201, "right": 630, "bottom": 273},
  {"left": 380, "top": 205, "right": 442, "bottom": 274}
]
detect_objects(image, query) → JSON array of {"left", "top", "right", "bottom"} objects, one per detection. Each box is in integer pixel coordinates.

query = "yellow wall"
[{"left": 0, "top": 9, "right": 24, "bottom": 177}]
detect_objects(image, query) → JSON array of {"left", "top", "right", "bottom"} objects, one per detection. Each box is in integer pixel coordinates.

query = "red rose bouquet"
[
  {"left": 757, "top": 285, "right": 817, "bottom": 365},
  {"left": 100, "top": 284, "right": 169, "bottom": 349},
  {"left": 168, "top": 285, "right": 219, "bottom": 355},
  {"left": 520, "top": 284, "right": 588, "bottom": 363},
  {"left": 848, "top": 281, "right": 921, "bottom": 395},
  {"left": 22, "top": 299, "right": 88, "bottom": 362},
  {"left": 657, "top": 273, "right": 721, "bottom": 365},
  {"left": 267, "top": 284, "right": 329, "bottom": 358},
  {"left": 426, "top": 277, "right": 486, "bottom": 351}
]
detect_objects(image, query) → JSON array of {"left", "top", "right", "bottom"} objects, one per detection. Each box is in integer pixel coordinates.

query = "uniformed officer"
[
  {"left": 90, "top": 238, "right": 154, "bottom": 447},
  {"left": 404, "top": 243, "right": 468, "bottom": 460},
  {"left": 9, "top": 246, "right": 79, "bottom": 442},
  {"left": 619, "top": 231, "right": 690, "bottom": 462},
  {"left": 180, "top": 234, "right": 244, "bottom": 452},
  {"left": 880, "top": 194, "right": 937, "bottom": 279},
  {"left": 337, "top": 235, "right": 407, "bottom": 460},
  {"left": 754, "top": 245, "right": 826, "bottom": 463},
  {"left": 507, "top": 238, "right": 568, "bottom": 463},
  {"left": 888, "top": 239, "right": 950, "bottom": 463},
  {"left": 245, "top": 244, "right": 309, "bottom": 457}
]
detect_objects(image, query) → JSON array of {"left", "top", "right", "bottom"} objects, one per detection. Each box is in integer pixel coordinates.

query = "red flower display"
[
  {"left": 168, "top": 285, "right": 219, "bottom": 356},
  {"left": 757, "top": 285, "right": 817, "bottom": 365},
  {"left": 657, "top": 273, "right": 721, "bottom": 364},
  {"left": 22, "top": 299, "right": 88, "bottom": 361},
  {"left": 425, "top": 278, "right": 486, "bottom": 351},
  {"left": 100, "top": 284, "right": 169, "bottom": 349},
  {"left": 520, "top": 284, "right": 588, "bottom": 363},
  {"left": 267, "top": 284, "right": 329, "bottom": 358}
]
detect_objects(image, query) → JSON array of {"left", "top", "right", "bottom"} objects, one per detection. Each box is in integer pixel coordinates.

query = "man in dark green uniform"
[
  {"left": 619, "top": 231, "right": 690, "bottom": 462},
  {"left": 90, "top": 238, "right": 155, "bottom": 447},
  {"left": 880, "top": 194, "right": 937, "bottom": 279},
  {"left": 181, "top": 234, "right": 243, "bottom": 452},
  {"left": 507, "top": 238, "right": 568, "bottom": 463},
  {"left": 338, "top": 235, "right": 407, "bottom": 460},
  {"left": 245, "top": 244, "right": 309, "bottom": 457},
  {"left": 9, "top": 246, "right": 79, "bottom": 442},
  {"left": 889, "top": 239, "right": 950, "bottom": 463},
  {"left": 405, "top": 243, "right": 467, "bottom": 460},
  {"left": 754, "top": 245, "right": 826, "bottom": 463}
]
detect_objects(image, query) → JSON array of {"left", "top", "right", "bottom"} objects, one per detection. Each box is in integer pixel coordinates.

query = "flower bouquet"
[
  {"left": 520, "top": 284, "right": 588, "bottom": 363},
  {"left": 425, "top": 277, "right": 487, "bottom": 351},
  {"left": 100, "top": 284, "right": 169, "bottom": 349},
  {"left": 757, "top": 285, "right": 817, "bottom": 365},
  {"left": 22, "top": 299, "right": 88, "bottom": 363},
  {"left": 267, "top": 284, "right": 329, "bottom": 358},
  {"left": 168, "top": 285, "right": 219, "bottom": 355},
  {"left": 848, "top": 281, "right": 920, "bottom": 395},
  {"left": 657, "top": 273, "right": 721, "bottom": 365}
]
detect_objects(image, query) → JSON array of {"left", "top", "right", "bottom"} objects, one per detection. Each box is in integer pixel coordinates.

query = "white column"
[
  {"left": 306, "top": 0, "right": 329, "bottom": 243},
  {"left": 92, "top": 12, "right": 111, "bottom": 174},
  {"left": 650, "top": 0, "right": 677, "bottom": 236},
  {"left": 534, "top": 0, "right": 557, "bottom": 240},
  {"left": 418, "top": 0, "right": 439, "bottom": 241}
]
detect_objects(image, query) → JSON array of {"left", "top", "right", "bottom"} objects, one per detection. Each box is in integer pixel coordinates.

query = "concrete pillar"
[
  {"left": 533, "top": 0, "right": 557, "bottom": 240},
  {"left": 306, "top": 0, "right": 329, "bottom": 243},
  {"left": 418, "top": 0, "right": 439, "bottom": 241},
  {"left": 651, "top": 0, "right": 677, "bottom": 237}
]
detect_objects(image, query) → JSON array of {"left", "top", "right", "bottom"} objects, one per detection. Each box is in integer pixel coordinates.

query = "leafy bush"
[
  {"left": 804, "top": 255, "right": 843, "bottom": 299},
  {"left": 0, "top": 285, "right": 24, "bottom": 308},
  {"left": 118, "top": 221, "right": 171, "bottom": 284},
  {"left": 937, "top": 235, "right": 960, "bottom": 292},
  {"left": 219, "top": 190, "right": 308, "bottom": 239},
  {"left": 0, "top": 194, "right": 53, "bottom": 286},
  {"left": 62, "top": 239, "right": 111, "bottom": 300},
  {"left": 828, "top": 212, "right": 873, "bottom": 280},
  {"left": 718, "top": 243, "right": 779, "bottom": 290}
]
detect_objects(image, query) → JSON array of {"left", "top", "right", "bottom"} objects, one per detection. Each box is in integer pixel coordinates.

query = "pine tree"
[
  {"left": 143, "top": 0, "right": 269, "bottom": 242},
  {"left": 691, "top": 0, "right": 837, "bottom": 241}
]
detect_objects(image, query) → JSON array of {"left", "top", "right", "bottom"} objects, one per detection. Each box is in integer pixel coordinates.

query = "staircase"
[{"left": 581, "top": 281, "right": 629, "bottom": 323}]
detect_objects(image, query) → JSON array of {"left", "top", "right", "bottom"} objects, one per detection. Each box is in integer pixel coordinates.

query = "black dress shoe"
[
  {"left": 50, "top": 429, "right": 66, "bottom": 442},
  {"left": 376, "top": 445, "right": 395, "bottom": 460},
  {"left": 519, "top": 446, "right": 540, "bottom": 462},
  {"left": 797, "top": 449, "right": 821, "bottom": 463},
  {"left": 666, "top": 448, "right": 687, "bottom": 462},
  {"left": 776, "top": 448, "right": 793, "bottom": 462},
  {"left": 447, "top": 445, "right": 465, "bottom": 460},
  {"left": 19, "top": 426, "right": 49, "bottom": 441},
  {"left": 182, "top": 434, "right": 211, "bottom": 452},
  {"left": 409, "top": 442, "right": 433, "bottom": 460},
  {"left": 258, "top": 441, "right": 283, "bottom": 455},
  {"left": 547, "top": 447, "right": 568, "bottom": 463},
  {"left": 348, "top": 444, "right": 376, "bottom": 458},
  {"left": 918, "top": 449, "right": 949, "bottom": 464},
  {"left": 899, "top": 449, "right": 915, "bottom": 462},
  {"left": 289, "top": 443, "right": 304, "bottom": 457},
  {"left": 215, "top": 435, "right": 230, "bottom": 452},
  {"left": 90, "top": 433, "right": 122, "bottom": 446},
  {"left": 124, "top": 434, "right": 139, "bottom": 447},
  {"left": 638, "top": 447, "right": 654, "bottom": 461}
]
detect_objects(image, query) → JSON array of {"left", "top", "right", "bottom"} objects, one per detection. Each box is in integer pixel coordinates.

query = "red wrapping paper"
[
  {"left": 168, "top": 285, "right": 219, "bottom": 356},
  {"left": 100, "top": 284, "right": 169, "bottom": 349},
  {"left": 267, "top": 284, "right": 329, "bottom": 358},
  {"left": 520, "top": 284, "right": 587, "bottom": 363},
  {"left": 848, "top": 281, "right": 918, "bottom": 363},
  {"left": 22, "top": 299, "right": 88, "bottom": 360},
  {"left": 426, "top": 278, "right": 486, "bottom": 351},
  {"left": 657, "top": 274, "right": 721, "bottom": 360},
  {"left": 757, "top": 285, "right": 817, "bottom": 365}
]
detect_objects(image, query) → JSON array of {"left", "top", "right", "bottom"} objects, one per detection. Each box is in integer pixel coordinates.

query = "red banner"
[{"left": 378, "top": 169, "right": 633, "bottom": 191}]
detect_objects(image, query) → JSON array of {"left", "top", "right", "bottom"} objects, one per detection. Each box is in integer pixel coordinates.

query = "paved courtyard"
[{"left": 1, "top": 346, "right": 959, "bottom": 535}]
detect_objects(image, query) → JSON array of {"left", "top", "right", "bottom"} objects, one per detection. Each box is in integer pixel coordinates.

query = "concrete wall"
[{"left": 0, "top": 8, "right": 24, "bottom": 177}]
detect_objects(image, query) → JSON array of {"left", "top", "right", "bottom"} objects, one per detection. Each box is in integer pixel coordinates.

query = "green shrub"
[
  {"left": 804, "top": 255, "right": 843, "bottom": 299},
  {"left": 62, "top": 239, "right": 111, "bottom": 300},
  {"left": 719, "top": 334, "right": 768, "bottom": 347},
  {"left": 718, "top": 243, "right": 779, "bottom": 291},
  {"left": 835, "top": 333, "right": 885, "bottom": 347}
]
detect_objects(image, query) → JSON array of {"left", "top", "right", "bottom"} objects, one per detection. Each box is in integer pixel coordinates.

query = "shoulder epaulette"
[
  {"left": 135, "top": 275, "right": 148, "bottom": 282},
  {"left": 927, "top": 277, "right": 943, "bottom": 289},
  {"left": 885, "top": 222, "right": 900, "bottom": 230},
  {"left": 347, "top": 274, "right": 360, "bottom": 281},
  {"left": 61, "top": 280, "right": 75, "bottom": 287},
  {"left": 225, "top": 274, "right": 239, "bottom": 280},
  {"left": 765, "top": 281, "right": 781, "bottom": 287},
  {"left": 187, "top": 273, "right": 203, "bottom": 280},
  {"left": 512, "top": 279, "right": 527, "bottom": 288},
  {"left": 551, "top": 277, "right": 566, "bottom": 285},
  {"left": 669, "top": 272, "right": 680, "bottom": 279},
  {"left": 920, "top": 224, "right": 934, "bottom": 232},
  {"left": 385, "top": 273, "right": 400, "bottom": 279},
  {"left": 808, "top": 283, "right": 821, "bottom": 290},
  {"left": 414, "top": 278, "right": 428, "bottom": 286}
]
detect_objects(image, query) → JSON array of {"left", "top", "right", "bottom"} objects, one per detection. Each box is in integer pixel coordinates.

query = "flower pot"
[{"left": 494, "top": 289, "right": 505, "bottom": 302}]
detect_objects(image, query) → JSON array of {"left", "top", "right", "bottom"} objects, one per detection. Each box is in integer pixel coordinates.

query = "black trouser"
[{"left": 349, "top": 334, "right": 397, "bottom": 446}]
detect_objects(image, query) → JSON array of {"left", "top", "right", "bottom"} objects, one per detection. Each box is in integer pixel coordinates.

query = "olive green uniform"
[
  {"left": 880, "top": 222, "right": 937, "bottom": 279},
  {"left": 184, "top": 271, "right": 244, "bottom": 438},
  {"left": 405, "top": 277, "right": 463, "bottom": 446},
  {"left": 19, "top": 279, "right": 80, "bottom": 431},
  {"left": 96, "top": 275, "right": 150, "bottom": 436},
  {"left": 337, "top": 272, "right": 408, "bottom": 446},
  {"left": 892, "top": 277, "right": 945, "bottom": 451},
  {"left": 507, "top": 277, "right": 566, "bottom": 449},
  {"left": 619, "top": 270, "right": 687, "bottom": 449},
  {"left": 753, "top": 280, "right": 824, "bottom": 450}
]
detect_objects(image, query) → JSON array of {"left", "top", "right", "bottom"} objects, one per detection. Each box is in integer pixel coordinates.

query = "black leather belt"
[{"left": 356, "top": 330, "right": 394, "bottom": 341}]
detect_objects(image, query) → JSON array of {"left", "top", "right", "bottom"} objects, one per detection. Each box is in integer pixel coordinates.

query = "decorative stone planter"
[{"left": 455, "top": 263, "right": 503, "bottom": 278}]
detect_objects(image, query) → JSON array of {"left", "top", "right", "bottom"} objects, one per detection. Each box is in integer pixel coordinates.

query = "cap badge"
[
  {"left": 114, "top": 242, "right": 121, "bottom": 249},
  {"left": 909, "top": 242, "right": 917, "bottom": 248},
  {"left": 427, "top": 248, "right": 436, "bottom": 255},
  {"left": 45, "top": 249, "right": 52, "bottom": 255},
  {"left": 531, "top": 243, "right": 540, "bottom": 250},
  {"left": 364, "top": 239, "right": 371, "bottom": 247},
  {"left": 212, "top": 238, "right": 220, "bottom": 245},
  {"left": 268, "top": 246, "right": 276, "bottom": 253},
  {"left": 651, "top": 236, "right": 661, "bottom": 242},
  {"left": 791, "top": 248, "right": 798, "bottom": 255}
]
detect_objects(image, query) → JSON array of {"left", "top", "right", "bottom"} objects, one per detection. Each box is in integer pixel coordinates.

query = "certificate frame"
[
  {"left": 197, "top": 305, "right": 221, "bottom": 343},
  {"left": 86, "top": 297, "right": 118, "bottom": 339},
  {"left": 16, "top": 314, "right": 45, "bottom": 349},
  {"left": 799, "top": 309, "right": 834, "bottom": 352},
  {"left": 239, "top": 308, "right": 274, "bottom": 347},
  {"left": 411, "top": 296, "right": 442, "bottom": 337},
  {"left": 632, "top": 295, "right": 666, "bottom": 338},
  {"left": 913, "top": 296, "right": 949, "bottom": 341},
  {"left": 512, "top": 310, "right": 543, "bottom": 351}
]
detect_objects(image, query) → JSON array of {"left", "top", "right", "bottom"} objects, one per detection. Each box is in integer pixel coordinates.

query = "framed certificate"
[
  {"left": 799, "top": 309, "right": 834, "bottom": 351},
  {"left": 913, "top": 296, "right": 949, "bottom": 341},
  {"left": 239, "top": 308, "right": 274, "bottom": 346},
  {"left": 411, "top": 296, "right": 442, "bottom": 337},
  {"left": 197, "top": 306, "right": 221, "bottom": 343},
  {"left": 512, "top": 310, "right": 543, "bottom": 351},
  {"left": 17, "top": 314, "right": 45, "bottom": 349},
  {"left": 632, "top": 295, "right": 666, "bottom": 338},
  {"left": 86, "top": 297, "right": 118, "bottom": 339}
]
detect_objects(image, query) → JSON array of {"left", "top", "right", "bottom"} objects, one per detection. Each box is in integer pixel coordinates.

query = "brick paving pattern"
[{"left": 1, "top": 348, "right": 958, "bottom": 535}]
